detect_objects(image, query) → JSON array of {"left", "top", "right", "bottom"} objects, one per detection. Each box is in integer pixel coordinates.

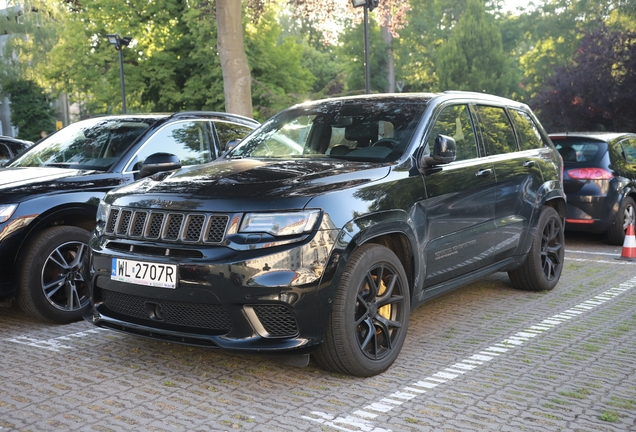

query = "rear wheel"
[
  {"left": 508, "top": 206, "right": 564, "bottom": 291},
  {"left": 17, "top": 226, "right": 91, "bottom": 323},
  {"left": 313, "top": 244, "right": 410, "bottom": 377},
  {"left": 607, "top": 196, "right": 635, "bottom": 245}
]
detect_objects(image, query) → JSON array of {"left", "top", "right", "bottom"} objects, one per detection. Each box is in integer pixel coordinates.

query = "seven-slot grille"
[{"left": 105, "top": 207, "right": 229, "bottom": 244}]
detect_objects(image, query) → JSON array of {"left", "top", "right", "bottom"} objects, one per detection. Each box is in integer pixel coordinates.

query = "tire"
[
  {"left": 508, "top": 206, "right": 564, "bottom": 291},
  {"left": 313, "top": 244, "right": 410, "bottom": 377},
  {"left": 607, "top": 196, "right": 635, "bottom": 246},
  {"left": 17, "top": 226, "right": 91, "bottom": 323}
]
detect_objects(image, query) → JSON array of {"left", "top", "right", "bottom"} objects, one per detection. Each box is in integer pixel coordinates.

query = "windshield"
[
  {"left": 228, "top": 100, "right": 428, "bottom": 162},
  {"left": 9, "top": 117, "right": 156, "bottom": 170}
]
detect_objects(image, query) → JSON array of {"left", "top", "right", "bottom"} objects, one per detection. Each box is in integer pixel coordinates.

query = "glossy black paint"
[
  {"left": 550, "top": 132, "right": 636, "bottom": 237},
  {"left": 87, "top": 92, "right": 566, "bottom": 355},
  {"left": 0, "top": 112, "right": 259, "bottom": 302}
]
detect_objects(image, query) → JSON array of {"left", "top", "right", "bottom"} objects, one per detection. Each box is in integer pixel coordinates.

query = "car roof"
[
  {"left": 79, "top": 112, "right": 260, "bottom": 126},
  {"left": 291, "top": 91, "right": 530, "bottom": 111},
  {"left": 549, "top": 132, "right": 636, "bottom": 142},
  {"left": 0, "top": 136, "right": 33, "bottom": 146}
]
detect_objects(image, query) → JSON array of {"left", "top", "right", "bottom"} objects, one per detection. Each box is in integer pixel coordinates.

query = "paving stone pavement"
[{"left": 1, "top": 239, "right": 635, "bottom": 431}]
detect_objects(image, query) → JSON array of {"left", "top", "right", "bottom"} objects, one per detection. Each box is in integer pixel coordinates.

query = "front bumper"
[{"left": 85, "top": 226, "right": 343, "bottom": 354}]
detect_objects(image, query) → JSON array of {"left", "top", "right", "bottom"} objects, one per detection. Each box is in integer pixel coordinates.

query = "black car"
[
  {"left": 0, "top": 136, "right": 33, "bottom": 165},
  {"left": 0, "top": 112, "right": 259, "bottom": 323},
  {"left": 86, "top": 92, "right": 566, "bottom": 376},
  {"left": 550, "top": 132, "right": 636, "bottom": 245}
]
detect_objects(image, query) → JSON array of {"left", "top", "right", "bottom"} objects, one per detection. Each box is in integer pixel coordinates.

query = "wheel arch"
[
  {"left": 335, "top": 210, "right": 420, "bottom": 302},
  {"left": 14, "top": 204, "right": 98, "bottom": 276}
]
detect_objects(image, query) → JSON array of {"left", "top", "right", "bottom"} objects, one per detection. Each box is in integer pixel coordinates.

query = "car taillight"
[{"left": 567, "top": 168, "right": 613, "bottom": 180}]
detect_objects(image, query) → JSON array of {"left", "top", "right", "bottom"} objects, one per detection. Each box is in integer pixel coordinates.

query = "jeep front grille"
[{"left": 105, "top": 207, "right": 229, "bottom": 244}]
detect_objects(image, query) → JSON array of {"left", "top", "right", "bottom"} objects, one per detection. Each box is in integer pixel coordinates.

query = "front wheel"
[
  {"left": 313, "top": 244, "right": 410, "bottom": 377},
  {"left": 508, "top": 206, "right": 564, "bottom": 291},
  {"left": 17, "top": 226, "right": 91, "bottom": 323},
  {"left": 607, "top": 196, "right": 635, "bottom": 245}
]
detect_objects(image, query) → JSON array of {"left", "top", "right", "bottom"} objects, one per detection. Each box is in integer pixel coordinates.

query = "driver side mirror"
[
  {"left": 139, "top": 152, "right": 182, "bottom": 178},
  {"left": 421, "top": 134, "right": 457, "bottom": 167}
]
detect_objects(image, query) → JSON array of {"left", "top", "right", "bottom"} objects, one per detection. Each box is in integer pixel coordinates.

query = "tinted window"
[
  {"left": 619, "top": 138, "right": 636, "bottom": 163},
  {"left": 230, "top": 101, "right": 427, "bottom": 162},
  {"left": 475, "top": 105, "right": 517, "bottom": 156},
  {"left": 129, "top": 120, "right": 212, "bottom": 171},
  {"left": 509, "top": 109, "right": 544, "bottom": 150},
  {"left": 214, "top": 121, "right": 255, "bottom": 153},
  {"left": 0, "top": 144, "right": 11, "bottom": 160},
  {"left": 427, "top": 105, "right": 478, "bottom": 161},
  {"left": 553, "top": 139, "right": 603, "bottom": 163},
  {"left": 9, "top": 118, "right": 153, "bottom": 170}
]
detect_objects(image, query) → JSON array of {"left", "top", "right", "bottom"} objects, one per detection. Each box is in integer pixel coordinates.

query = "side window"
[
  {"left": 475, "top": 105, "right": 518, "bottom": 156},
  {"left": 509, "top": 109, "right": 545, "bottom": 150},
  {"left": 214, "top": 121, "right": 255, "bottom": 153},
  {"left": 619, "top": 138, "right": 636, "bottom": 163},
  {"left": 129, "top": 121, "right": 212, "bottom": 171},
  {"left": 0, "top": 144, "right": 11, "bottom": 160},
  {"left": 427, "top": 104, "right": 478, "bottom": 161}
]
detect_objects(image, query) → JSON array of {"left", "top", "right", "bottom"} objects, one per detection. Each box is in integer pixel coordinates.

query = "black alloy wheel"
[
  {"left": 509, "top": 206, "right": 564, "bottom": 291},
  {"left": 314, "top": 244, "right": 410, "bottom": 377},
  {"left": 17, "top": 226, "right": 91, "bottom": 323}
]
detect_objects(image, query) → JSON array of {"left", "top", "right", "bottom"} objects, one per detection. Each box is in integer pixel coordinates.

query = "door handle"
[
  {"left": 475, "top": 168, "right": 493, "bottom": 177},
  {"left": 523, "top": 160, "right": 536, "bottom": 168}
]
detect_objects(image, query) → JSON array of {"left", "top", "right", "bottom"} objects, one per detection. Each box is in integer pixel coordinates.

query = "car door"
[
  {"left": 473, "top": 105, "right": 548, "bottom": 258},
  {"left": 420, "top": 104, "right": 499, "bottom": 289}
]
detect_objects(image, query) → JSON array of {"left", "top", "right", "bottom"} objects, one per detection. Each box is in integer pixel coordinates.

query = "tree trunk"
[
  {"left": 382, "top": 25, "right": 395, "bottom": 93},
  {"left": 216, "top": 0, "right": 253, "bottom": 118}
]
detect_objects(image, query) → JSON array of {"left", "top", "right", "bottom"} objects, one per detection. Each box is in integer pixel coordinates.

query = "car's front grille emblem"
[{"left": 104, "top": 207, "right": 229, "bottom": 245}]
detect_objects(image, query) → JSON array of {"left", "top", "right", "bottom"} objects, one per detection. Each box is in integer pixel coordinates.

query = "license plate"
[{"left": 111, "top": 258, "right": 177, "bottom": 289}]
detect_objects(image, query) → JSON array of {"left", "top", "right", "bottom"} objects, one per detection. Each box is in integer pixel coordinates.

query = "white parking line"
[
  {"left": 5, "top": 327, "right": 109, "bottom": 352},
  {"left": 302, "top": 276, "right": 636, "bottom": 431}
]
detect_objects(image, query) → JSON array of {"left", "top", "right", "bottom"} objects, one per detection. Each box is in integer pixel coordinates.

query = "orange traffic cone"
[{"left": 618, "top": 224, "right": 636, "bottom": 260}]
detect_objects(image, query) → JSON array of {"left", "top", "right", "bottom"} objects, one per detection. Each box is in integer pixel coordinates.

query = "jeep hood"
[{"left": 109, "top": 158, "right": 391, "bottom": 211}]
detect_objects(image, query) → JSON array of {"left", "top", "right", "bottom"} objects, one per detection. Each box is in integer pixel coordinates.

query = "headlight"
[
  {"left": 240, "top": 210, "right": 320, "bottom": 236},
  {"left": 0, "top": 204, "right": 18, "bottom": 223},
  {"left": 96, "top": 199, "right": 111, "bottom": 223}
]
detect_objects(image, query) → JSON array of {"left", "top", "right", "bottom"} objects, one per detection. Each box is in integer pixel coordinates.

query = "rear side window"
[
  {"left": 619, "top": 138, "right": 636, "bottom": 163},
  {"left": 474, "top": 105, "right": 518, "bottom": 156},
  {"left": 509, "top": 109, "right": 545, "bottom": 150}
]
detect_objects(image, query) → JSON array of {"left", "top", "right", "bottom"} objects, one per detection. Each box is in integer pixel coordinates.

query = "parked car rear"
[{"left": 550, "top": 132, "right": 636, "bottom": 245}]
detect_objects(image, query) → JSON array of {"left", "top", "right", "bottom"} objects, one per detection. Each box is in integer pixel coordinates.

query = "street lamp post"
[
  {"left": 107, "top": 34, "right": 131, "bottom": 113},
  {"left": 351, "top": 0, "right": 378, "bottom": 94}
]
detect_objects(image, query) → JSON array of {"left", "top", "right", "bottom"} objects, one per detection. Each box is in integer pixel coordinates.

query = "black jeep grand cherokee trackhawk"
[{"left": 86, "top": 92, "right": 566, "bottom": 376}]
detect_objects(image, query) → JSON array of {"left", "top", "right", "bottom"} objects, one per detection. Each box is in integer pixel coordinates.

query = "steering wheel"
[{"left": 372, "top": 138, "right": 400, "bottom": 149}]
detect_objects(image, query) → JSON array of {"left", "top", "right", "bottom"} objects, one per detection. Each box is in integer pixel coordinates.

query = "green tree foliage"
[
  {"left": 337, "top": 18, "right": 389, "bottom": 94},
  {"left": 4, "top": 79, "right": 56, "bottom": 141},
  {"left": 246, "top": 7, "right": 316, "bottom": 119},
  {"left": 435, "top": 0, "right": 517, "bottom": 95},
  {"left": 42, "top": 0, "right": 316, "bottom": 119}
]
